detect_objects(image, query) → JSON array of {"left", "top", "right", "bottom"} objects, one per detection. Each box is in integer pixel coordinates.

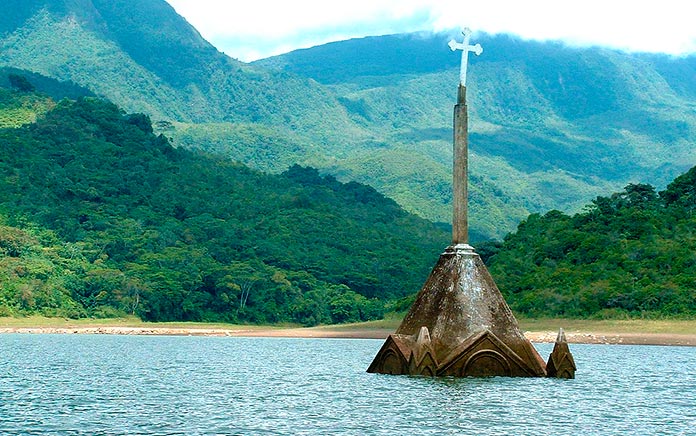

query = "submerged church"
[{"left": 367, "top": 29, "right": 576, "bottom": 379}]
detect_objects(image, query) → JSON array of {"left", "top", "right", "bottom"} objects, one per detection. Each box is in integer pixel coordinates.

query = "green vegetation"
[
  {"left": 0, "top": 87, "right": 54, "bottom": 127},
  {"left": 487, "top": 178, "right": 696, "bottom": 319},
  {"left": 2, "top": 92, "right": 692, "bottom": 323},
  {"left": 3, "top": 2, "right": 696, "bottom": 239},
  {"left": 0, "top": 67, "right": 94, "bottom": 101},
  {"left": 0, "top": 0, "right": 362, "bottom": 134},
  {"left": 257, "top": 33, "right": 696, "bottom": 235},
  {"left": 0, "top": 93, "right": 448, "bottom": 324},
  {"left": 1, "top": 3, "right": 695, "bottom": 323},
  {"left": 516, "top": 318, "right": 696, "bottom": 335},
  {"left": 0, "top": 68, "right": 94, "bottom": 127}
]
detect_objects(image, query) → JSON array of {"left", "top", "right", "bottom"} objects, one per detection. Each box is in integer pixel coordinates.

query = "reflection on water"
[{"left": 1, "top": 335, "right": 694, "bottom": 435}]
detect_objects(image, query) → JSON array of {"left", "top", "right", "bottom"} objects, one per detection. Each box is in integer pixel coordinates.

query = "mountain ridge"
[
  {"left": 0, "top": 91, "right": 449, "bottom": 322},
  {"left": 3, "top": 0, "right": 696, "bottom": 238},
  {"left": 257, "top": 31, "right": 696, "bottom": 230},
  {"left": 1, "top": 86, "right": 693, "bottom": 320}
]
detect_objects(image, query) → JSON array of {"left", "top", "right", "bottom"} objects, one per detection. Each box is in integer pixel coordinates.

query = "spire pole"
[
  {"left": 448, "top": 28, "right": 482, "bottom": 248},
  {"left": 452, "top": 84, "right": 469, "bottom": 245}
]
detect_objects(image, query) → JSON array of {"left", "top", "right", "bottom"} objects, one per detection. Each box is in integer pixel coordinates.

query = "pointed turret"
[{"left": 546, "top": 328, "right": 577, "bottom": 379}]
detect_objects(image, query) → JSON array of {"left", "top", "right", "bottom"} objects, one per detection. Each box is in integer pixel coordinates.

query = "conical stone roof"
[{"left": 368, "top": 245, "right": 547, "bottom": 377}]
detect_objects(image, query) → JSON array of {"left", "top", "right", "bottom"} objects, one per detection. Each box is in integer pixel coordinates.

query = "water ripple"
[{"left": 1, "top": 335, "right": 694, "bottom": 435}]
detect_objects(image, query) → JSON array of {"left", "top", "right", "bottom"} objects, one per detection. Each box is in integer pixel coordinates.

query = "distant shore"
[{"left": 1, "top": 318, "right": 694, "bottom": 346}]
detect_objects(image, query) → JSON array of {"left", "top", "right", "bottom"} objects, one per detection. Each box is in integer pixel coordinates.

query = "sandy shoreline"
[{"left": 1, "top": 325, "right": 694, "bottom": 346}]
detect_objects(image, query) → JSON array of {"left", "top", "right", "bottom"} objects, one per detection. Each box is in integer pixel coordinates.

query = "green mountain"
[
  {"left": 257, "top": 33, "right": 696, "bottom": 237},
  {"left": 2, "top": 89, "right": 692, "bottom": 321},
  {"left": 484, "top": 174, "right": 696, "bottom": 319},
  {"left": 0, "top": 66, "right": 93, "bottom": 100},
  {"left": 3, "top": 0, "right": 696, "bottom": 240},
  {"left": 0, "top": 0, "right": 364, "bottom": 141},
  {"left": 0, "top": 91, "right": 448, "bottom": 323},
  {"left": 0, "top": 67, "right": 93, "bottom": 127}
]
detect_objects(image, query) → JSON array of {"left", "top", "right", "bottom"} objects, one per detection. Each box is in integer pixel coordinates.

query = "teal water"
[{"left": 1, "top": 335, "right": 694, "bottom": 435}]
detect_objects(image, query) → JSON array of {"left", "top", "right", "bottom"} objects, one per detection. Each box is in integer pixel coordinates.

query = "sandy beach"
[{"left": 1, "top": 324, "right": 694, "bottom": 346}]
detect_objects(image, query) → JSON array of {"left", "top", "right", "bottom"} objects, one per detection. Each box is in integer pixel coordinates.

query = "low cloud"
[{"left": 167, "top": 0, "right": 696, "bottom": 61}]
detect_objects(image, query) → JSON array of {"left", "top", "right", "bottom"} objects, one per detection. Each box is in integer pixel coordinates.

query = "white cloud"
[
  {"left": 166, "top": 0, "right": 696, "bottom": 61},
  {"left": 168, "top": 0, "right": 430, "bottom": 37}
]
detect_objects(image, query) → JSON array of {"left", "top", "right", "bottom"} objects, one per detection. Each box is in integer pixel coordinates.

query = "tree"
[{"left": 8, "top": 74, "right": 35, "bottom": 92}]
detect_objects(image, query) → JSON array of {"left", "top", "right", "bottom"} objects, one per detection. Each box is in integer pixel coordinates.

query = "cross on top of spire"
[{"left": 448, "top": 28, "right": 483, "bottom": 86}]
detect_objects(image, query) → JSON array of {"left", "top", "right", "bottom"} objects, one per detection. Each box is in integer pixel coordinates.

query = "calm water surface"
[{"left": 0, "top": 334, "right": 694, "bottom": 435}]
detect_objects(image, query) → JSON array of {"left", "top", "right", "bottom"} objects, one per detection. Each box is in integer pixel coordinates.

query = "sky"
[{"left": 165, "top": 0, "right": 696, "bottom": 62}]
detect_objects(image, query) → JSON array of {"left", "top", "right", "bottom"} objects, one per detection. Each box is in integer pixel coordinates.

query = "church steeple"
[
  {"left": 449, "top": 28, "right": 481, "bottom": 248},
  {"left": 367, "top": 29, "right": 576, "bottom": 378}
]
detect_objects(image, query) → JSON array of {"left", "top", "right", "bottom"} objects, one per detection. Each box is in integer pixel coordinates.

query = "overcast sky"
[{"left": 165, "top": 0, "right": 696, "bottom": 62}]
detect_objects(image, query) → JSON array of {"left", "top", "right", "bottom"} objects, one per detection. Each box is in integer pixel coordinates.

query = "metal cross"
[{"left": 448, "top": 28, "right": 483, "bottom": 86}]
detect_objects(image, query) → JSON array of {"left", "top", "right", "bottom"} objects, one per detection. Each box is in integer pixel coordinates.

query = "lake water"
[{"left": 0, "top": 335, "right": 694, "bottom": 435}]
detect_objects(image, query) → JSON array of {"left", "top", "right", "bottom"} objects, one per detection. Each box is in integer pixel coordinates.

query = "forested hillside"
[
  {"left": 258, "top": 33, "right": 696, "bottom": 237},
  {"left": 0, "top": 67, "right": 93, "bottom": 127},
  {"left": 486, "top": 176, "right": 696, "bottom": 318},
  {"left": 0, "top": 0, "right": 364, "bottom": 141},
  {"left": 0, "top": 91, "right": 449, "bottom": 323},
  {"left": 3, "top": 0, "right": 696, "bottom": 239},
  {"left": 0, "top": 0, "right": 696, "bottom": 240},
  {"left": 1, "top": 86, "right": 693, "bottom": 321}
]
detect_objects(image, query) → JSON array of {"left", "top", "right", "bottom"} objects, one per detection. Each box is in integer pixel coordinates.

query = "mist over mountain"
[{"left": 2, "top": 0, "right": 696, "bottom": 239}]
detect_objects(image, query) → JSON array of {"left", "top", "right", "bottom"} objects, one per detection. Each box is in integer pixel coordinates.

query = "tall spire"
[
  {"left": 367, "top": 28, "right": 574, "bottom": 379},
  {"left": 448, "top": 29, "right": 481, "bottom": 247},
  {"left": 452, "top": 84, "right": 470, "bottom": 246}
]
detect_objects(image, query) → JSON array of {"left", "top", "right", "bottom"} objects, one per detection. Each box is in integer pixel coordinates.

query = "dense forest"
[
  {"left": 1, "top": 84, "right": 695, "bottom": 323},
  {"left": 0, "top": 88, "right": 449, "bottom": 324},
  {"left": 3, "top": 0, "right": 696, "bottom": 240},
  {"left": 486, "top": 178, "right": 696, "bottom": 318}
]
